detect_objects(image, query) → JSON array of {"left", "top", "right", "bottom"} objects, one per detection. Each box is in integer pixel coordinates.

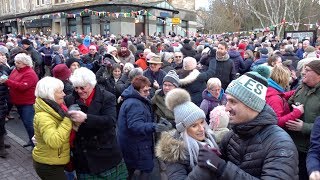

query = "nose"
[{"left": 225, "top": 102, "right": 231, "bottom": 112}]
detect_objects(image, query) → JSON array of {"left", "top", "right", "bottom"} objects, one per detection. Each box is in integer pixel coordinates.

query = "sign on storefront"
[{"left": 171, "top": 17, "right": 181, "bottom": 24}]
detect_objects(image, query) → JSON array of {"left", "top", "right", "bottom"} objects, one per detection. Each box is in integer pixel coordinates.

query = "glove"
[
  {"left": 198, "top": 146, "right": 226, "bottom": 176},
  {"left": 155, "top": 123, "right": 170, "bottom": 133},
  {"left": 159, "top": 117, "right": 173, "bottom": 130},
  {"left": 68, "top": 104, "right": 81, "bottom": 111}
]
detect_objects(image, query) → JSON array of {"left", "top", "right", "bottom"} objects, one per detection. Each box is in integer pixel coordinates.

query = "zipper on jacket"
[{"left": 58, "top": 148, "right": 62, "bottom": 158}]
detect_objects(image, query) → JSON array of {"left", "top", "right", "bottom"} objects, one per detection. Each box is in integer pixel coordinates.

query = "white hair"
[
  {"left": 14, "top": 53, "right": 33, "bottom": 67},
  {"left": 35, "top": 77, "right": 64, "bottom": 101},
  {"left": 69, "top": 67, "right": 97, "bottom": 87},
  {"left": 207, "top": 78, "right": 222, "bottom": 89}
]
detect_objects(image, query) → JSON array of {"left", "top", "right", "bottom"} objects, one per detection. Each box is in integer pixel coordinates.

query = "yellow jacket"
[{"left": 32, "top": 98, "right": 72, "bottom": 165}]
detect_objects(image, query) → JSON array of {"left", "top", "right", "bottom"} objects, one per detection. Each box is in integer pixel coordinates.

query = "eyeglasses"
[
  {"left": 74, "top": 54, "right": 80, "bottom": 56},
  {"left": 163, "top": 83, "right": 175, "bottom": 88},
  {"left": 89, "top": 49, "right": 96, "bottom": 51},
  {"left": 175, "top": 56, "right": 182, "bottom": 58}
]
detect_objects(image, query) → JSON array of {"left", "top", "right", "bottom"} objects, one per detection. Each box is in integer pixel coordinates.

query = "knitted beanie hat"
[
  {"left": 52, "top": 64, "right": 71, "bottom": 81},
  {"left": 163, "top": 70, "right": 180, "bottom": 87},
  {"left": 66, "top": 58, "right": 80, "bottom": 68},
  {"left": 306, "top": 60, "right": 320, "bottom": 75},
  {"left": 226, "top": 71, "right": 268, "bottom": 112},
  {"left": 209, "top": 105, "right": 229, "bottom": 130},
  {"left": 121, "top": 38, "right": 128, "bottom": 48},
  {"left": 165, "top": 88, "right": 206, "bottom": 132}
]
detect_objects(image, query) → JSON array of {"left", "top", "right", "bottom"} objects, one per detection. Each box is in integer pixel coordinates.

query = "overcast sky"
[{"left": 195, "top": 0, "right": 210, "bottom": 10}]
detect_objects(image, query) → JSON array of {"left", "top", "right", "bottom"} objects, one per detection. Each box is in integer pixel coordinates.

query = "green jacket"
[
  {"left": 32, "top": 98, "right": 72, "bottom": 165},
  {"left": 151, "top": 89, "right": 175, "bottom": 124},
  {"left": 288, "top": 82, "right": 320, "bottom": 152}
]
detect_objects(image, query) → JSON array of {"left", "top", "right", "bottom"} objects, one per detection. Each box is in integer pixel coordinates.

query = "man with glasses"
[
  {"left": 287, "top": 60, "right": 320, "bottom": 180},
  {"left": 82, "top": 45, "right": 103, "bottom": 73},
  {"left": 173, "top": 52, "right": 183, "bottom": 71}
]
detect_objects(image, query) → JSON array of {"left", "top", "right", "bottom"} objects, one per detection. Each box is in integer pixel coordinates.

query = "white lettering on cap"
[{"left": 237, "top": 75, "right": 267, "bottom": 100}]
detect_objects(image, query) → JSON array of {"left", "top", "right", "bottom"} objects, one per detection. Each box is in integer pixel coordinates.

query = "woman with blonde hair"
[{"left": 266, "top": 65, "right": 304, "bottom": 128}]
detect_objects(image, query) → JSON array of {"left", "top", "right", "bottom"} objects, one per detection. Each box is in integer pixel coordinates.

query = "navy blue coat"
[
  {"left": 228, "top": 49, "right": 245, "bottom": 74},
  {"left": 307, "top": 116, "right": 320, "bottom": 175},
  {"left": 117, "top": 85, "right": 155, "bottom": 172}
]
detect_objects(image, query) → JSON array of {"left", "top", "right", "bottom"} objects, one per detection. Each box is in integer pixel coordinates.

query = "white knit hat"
[{"left": 165, "top": 88, "right": 206, "bottom": 132}]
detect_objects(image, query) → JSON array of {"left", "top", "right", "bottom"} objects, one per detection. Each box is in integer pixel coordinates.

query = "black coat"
[
  {"left": 180, "top": 44, "right": 196, "bottom": 58},
  {"left": 214, "top": 58, "right": 236, "bottom": 90},
  {"left": 64, "top": 85, "right": 122, "bottom": 174},
  {"left": 218, "top": 106, "right": 299, "bottom": 179},
  {"left": 282, "top": 52, "right": 300, "bottom": 70}
]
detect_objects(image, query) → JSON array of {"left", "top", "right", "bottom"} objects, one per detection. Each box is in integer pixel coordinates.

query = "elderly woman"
[
  {"left": 32, "top": 77, "right": 72, "bottom": 179},
  {"left": 200, "top": 78, "right": 227, "bottom": 122},
  {"left": 117, "top": 75, "right": 172, "bottom": 179},
  {"left": 156, "top": 88, "right": 219, "bottom": 179},
  {"left": 0, "top": 53, "right": 38, "bottom": 147},
  {"left": 64, "top": 67, "right": 126, "bottom": 179}
]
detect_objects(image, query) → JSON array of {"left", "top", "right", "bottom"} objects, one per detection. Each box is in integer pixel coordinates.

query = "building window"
[
  {"left": 55, "top": 0, "right": 59, "bottom": 3},
  {"left": 82, "top": 16, "right": 91, "bottom": 35},
  {"left": 180, "top": 20, "right": 188, "bottom": 37},
  {"left": 100, "top": 18, "right": 110, "bottom": 36},
  {"left": 67, "top": 18, "right": 77, "bottom": 34},
  {"left": 156, "top": 17, "right": 165, "bottom": 36},
  {"left": 37, "top": 0, "right": 40, "bottom": 6}
]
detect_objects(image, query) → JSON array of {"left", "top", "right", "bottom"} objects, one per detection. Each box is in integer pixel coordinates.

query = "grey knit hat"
[
  {"left": 226, "top": 72, "right": 268, "bottom": 112},
  {"left": 163, "top": 70, "right": 180, "bottom": 87},
  {"left": 165, "top": 88, "right": 206, "bottom": 132}
]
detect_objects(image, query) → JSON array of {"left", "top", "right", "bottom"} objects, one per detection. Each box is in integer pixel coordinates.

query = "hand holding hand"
[
  {"left": 286, "top": 119, "right": 303, "bottom": 131},
  {"left": 68, "top": 110, "right": 87, "bottom": 123}
]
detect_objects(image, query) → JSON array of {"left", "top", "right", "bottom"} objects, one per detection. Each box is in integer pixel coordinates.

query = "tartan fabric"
[{"left": 77, "top": 160, "right": 128, "bottom": 180}]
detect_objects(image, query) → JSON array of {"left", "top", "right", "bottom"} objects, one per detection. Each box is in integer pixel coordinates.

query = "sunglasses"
[{"left": 175, "top": 56, "right": 182, "bottom": 58}]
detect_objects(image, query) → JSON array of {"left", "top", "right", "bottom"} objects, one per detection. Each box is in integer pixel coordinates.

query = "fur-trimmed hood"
[
  {"left": 155, "top": 130, "right": 188, "bottom": 163},
  {"left": 179, "top": 69, "right": 200, "bottom": 86}
]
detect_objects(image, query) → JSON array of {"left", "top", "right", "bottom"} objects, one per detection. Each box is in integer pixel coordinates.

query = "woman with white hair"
[
  {"left": 156, "top": 88, "right": 219, "bottom": 179},
  {"left": 32, "top": 77, "right": 72, "bottom": 180},
  {"left": 0, "top": 53, "right": 38, "bottom": 147},
  {"left": 64, "top": 67, "right": 127, "bottom": 179}
]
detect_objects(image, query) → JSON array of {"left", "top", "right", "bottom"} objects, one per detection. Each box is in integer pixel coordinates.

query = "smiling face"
[
  {"left": 54, "top": 87, "right": 65, "bottom": 105},
  {"left": 186, "top": 119, "right": 206, "bottom": 141},
  {"left": 74, "top": 84, "right": 94, "bottom": 100},
  {"left": 149, "top": 63, "right": 162, "bottom": 72},
  {"left": 208, "top": 85, "right": 221, "bottom": 99},
  {"left": 112, "top": 67, "right": 122, "bottom": 79},
  {"left": 225, "top": 94, "right": 258, "bottom": 125}
]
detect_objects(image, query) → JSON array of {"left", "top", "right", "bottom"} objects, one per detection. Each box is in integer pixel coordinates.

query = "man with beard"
[
  {"left": 213, "top": 42, "right": 236, "bottom": 90},
  {"left": 196, "top": 71, "right": 299, "bottom": 179},
  {"left": 118, "top": 38, "right": 135, "bottom": 64}
]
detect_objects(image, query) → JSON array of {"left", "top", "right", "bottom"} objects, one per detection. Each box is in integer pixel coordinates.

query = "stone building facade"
[{"left": 0, "top": 0, "right": 197, "bottom": 37}]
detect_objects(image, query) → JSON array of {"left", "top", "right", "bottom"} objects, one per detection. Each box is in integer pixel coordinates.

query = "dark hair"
[
  {"left": 219, "top": 41, "right": 228, "bottom": 49},
  {"left": 131, "top": 75, "right": 151, "bottom": 91},
  {"left": 112, "top": 63, "right": 122, "bottom": 72}
]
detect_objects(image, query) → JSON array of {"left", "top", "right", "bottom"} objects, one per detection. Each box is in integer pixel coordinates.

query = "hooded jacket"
[
  {"left": 228, "top": 49, "right": 245, "bottom": 74},
  {"left": 156, "top": 130, "right": 217, "bottom": 180},
  {"left": 213, "top": 54, "right": 236, "bottom": 90},
  {"left": 32, "top": 98, "right": 72, "bottom": 165},
  {"left": 200, "top": 89, "right": 227, "bottom": 120},
  {"left": 266, "top": 78, "right": 302, "bottom": 127},
  {"left": 117, "top": 85, "right": 155, "bottom": 172},
  {"left": 218, "top": 105, "right": 299, "bottom": 179}
]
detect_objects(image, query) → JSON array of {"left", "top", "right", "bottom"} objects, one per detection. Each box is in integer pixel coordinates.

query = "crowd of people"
[{"left": 0, "top": 31, "right": 319, "bottom": 180}]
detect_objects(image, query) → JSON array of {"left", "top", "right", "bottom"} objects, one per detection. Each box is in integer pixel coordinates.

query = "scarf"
[{"left": 268, "top": 78, "right": 285, "bottom": 93}]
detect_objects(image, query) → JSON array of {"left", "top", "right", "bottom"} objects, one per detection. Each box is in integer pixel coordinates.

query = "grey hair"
[
  {"left": 182, "top": 126, "right": 217, "bottom": 168},
  {"left": 285, "top": 44, "right": 294, "bottom": 52},
  {"left": 196, "top": 45, "right": 204, "bottom": 54},
  {"left": 69, "top": 67, "right": 97, "bottom": 87},
  {"left": 14, "top": 53, "right": 33, "bottom": 67},
  {"left": 207, "top": 78, "right": 222, "bottom": 89},
  {"left": 128, "top": 67, "right": 143, "bottom": 81},
  {"left": 70, "top": 50, "right": 80, "bottom": 58},
  {"left": 35, "top": 77, "right": 64, "bottom": 101},
  {"left": 52, "top": 45, "right": 61, "bottom": 52}
]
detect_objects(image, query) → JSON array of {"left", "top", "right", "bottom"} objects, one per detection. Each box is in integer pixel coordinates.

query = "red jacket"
[
  {"left": 135, "top": 58, "right": 148, "bottom": 70},
  {"left": 6, "top": 66, "right": 38, "bottom": 105},
  {"left": 78, "top": 44, "right": 89, "bottom": 55},
  {"left": 266, "top": 87, "right": 302, "bottom": 127}
]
